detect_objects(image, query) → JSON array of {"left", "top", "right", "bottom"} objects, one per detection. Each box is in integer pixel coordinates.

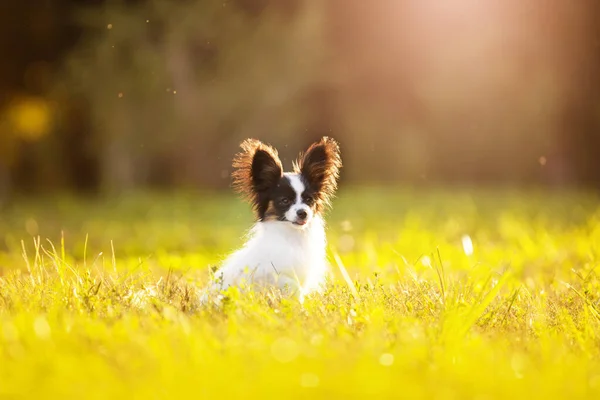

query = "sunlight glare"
[{"left": 462, "top": 235, "right": 474, "bottom": 256}]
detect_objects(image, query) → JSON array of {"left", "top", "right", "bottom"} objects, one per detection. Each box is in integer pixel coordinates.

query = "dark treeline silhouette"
[{"left": 1, "top": 0, "right": 600, "bottom": 198}]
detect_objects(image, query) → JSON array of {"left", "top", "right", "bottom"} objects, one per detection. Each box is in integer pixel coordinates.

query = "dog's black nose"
[{"left": 296, "top": 210, "right": 307, "bottom": 220}]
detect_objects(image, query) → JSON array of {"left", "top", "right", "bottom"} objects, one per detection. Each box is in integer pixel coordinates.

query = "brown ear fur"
[
  {"left": 294, "top": 136, "right": 342, "bottom": 211},
  {"left": 232, "top": 139, "right": 283, "bottom": 208}
]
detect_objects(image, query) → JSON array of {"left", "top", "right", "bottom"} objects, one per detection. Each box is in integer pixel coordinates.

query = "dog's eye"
[
  {"left": 279, "top": 198, "right": 291, "bottom": 206},
  {"left": 302, "top": 195, "right": 313, "bottom": 205}
]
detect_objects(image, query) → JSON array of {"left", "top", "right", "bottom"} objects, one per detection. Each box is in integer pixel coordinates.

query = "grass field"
[{"left": 1, "top": 188, "right": 600, "bottom": 399}]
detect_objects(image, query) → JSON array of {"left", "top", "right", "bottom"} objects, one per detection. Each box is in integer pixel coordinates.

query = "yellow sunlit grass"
[{"left": 0, "top": 189, "right": 599, "bottom": 398}]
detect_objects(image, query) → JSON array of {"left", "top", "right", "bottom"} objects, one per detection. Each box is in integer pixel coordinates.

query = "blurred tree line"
[{"left": 1, "top": 0, "right": 600, "bottom": 200}]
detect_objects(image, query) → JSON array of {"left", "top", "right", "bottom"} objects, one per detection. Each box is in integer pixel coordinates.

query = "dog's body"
[
  {"left": 203, "top": 137, "right": 341, "bottom": 303},
  {"left": 213, "top": 204, "right": 327, "bottom": 300}
]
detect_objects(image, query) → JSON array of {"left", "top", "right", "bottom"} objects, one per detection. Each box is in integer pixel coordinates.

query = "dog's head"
[{"left": 232, "top": 137, "right": 342, "bottom": 228}]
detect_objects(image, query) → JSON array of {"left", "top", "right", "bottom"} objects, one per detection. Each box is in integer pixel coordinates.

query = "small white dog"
[{"left": 202, "top": 137, "right": 342, "bottom": 304}]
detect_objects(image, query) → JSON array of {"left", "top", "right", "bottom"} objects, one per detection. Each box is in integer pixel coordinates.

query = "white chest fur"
[{"left": 209, "top": 216, "right": 328, "bottom": 301}]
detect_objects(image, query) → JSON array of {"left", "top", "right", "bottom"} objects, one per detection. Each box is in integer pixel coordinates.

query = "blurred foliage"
[
  {"left": 60, "top": 0, "right": 327, "bottom": 191},
  {"left": 1, "top": 0, "right": 600, "bottom": 195}
]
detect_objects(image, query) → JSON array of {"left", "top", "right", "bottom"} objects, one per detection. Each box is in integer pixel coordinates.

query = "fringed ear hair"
[
  {"left": 232, "top": 139, "right": 283, "bottom": 210},
  {"left": 294, "top": 137, "right": 342, "bottom": 211}
]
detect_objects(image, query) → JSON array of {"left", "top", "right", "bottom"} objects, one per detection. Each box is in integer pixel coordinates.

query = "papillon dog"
[{"left": 202, "top": 137, "right": 342, "bottom": 304}]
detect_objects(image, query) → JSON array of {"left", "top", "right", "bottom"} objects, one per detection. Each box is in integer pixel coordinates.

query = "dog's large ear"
[
  {"left": 294, "top": 137, "right": 342, "bottom": 210},
  {"left": 232, "top": 139, "right": 283, "bottom": 207}
]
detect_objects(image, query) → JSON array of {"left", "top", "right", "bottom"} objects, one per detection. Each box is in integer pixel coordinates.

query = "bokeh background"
[{"left": 2, "top": 0, "right": 600, "bottom": 200}]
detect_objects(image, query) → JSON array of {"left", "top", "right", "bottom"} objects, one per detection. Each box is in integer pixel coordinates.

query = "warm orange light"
[{"left": 7, "top": 97, "right": 52, "bottom": 141}]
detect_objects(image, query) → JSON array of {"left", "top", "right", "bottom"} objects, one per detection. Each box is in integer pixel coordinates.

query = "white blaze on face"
[{"left": 284, "top": 173, "right": 313, "bottom": 226}]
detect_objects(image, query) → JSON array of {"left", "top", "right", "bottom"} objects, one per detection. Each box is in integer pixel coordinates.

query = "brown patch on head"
[
  {"left": 232, "top": 139, "right": 283, "bottom": 216},
  {"left": 262, "top": 200, "right": 279, "bottom": 221},
  {"left": 294, "top": 137, "right": 342, "bottom": 212}
]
